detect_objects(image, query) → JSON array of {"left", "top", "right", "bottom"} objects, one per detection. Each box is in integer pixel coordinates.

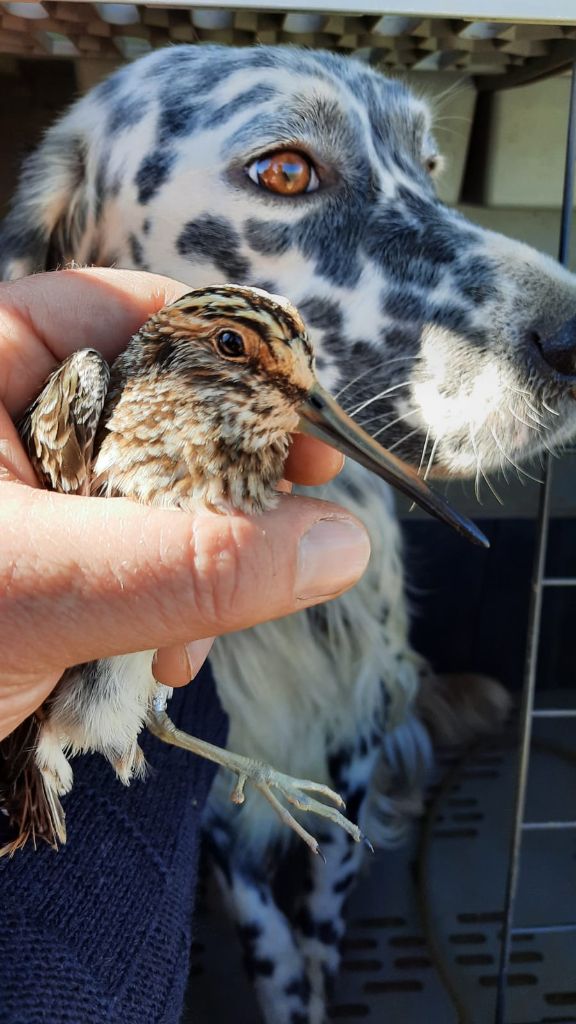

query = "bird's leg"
[{"left": 147, "top": 687, "right": 366, "bottom": 857}]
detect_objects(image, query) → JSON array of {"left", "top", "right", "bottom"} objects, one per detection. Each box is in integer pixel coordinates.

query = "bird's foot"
[{"left": 147, "top": 708, "right": 367, "bottom": 857}]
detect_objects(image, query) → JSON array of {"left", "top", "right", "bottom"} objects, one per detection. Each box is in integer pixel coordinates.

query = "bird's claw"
[{"left": 146, "top": 708, "right": 371, "bottom": 857}]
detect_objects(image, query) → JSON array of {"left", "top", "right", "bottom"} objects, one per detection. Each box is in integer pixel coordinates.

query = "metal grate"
[
  {"left": 184, "top": 721, "right": 576, "bottom": 1024},
  {"left": 1, "top": 3, "right": 576, "bottom": 78}
]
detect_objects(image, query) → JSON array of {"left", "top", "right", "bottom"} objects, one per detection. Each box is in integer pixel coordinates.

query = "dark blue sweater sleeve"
[{"left": 0, "top": 666, "right": 227, "bottom": 1024}]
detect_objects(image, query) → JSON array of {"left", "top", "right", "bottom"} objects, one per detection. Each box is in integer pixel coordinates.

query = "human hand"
[{"left": 0, "top": 268, "right": 370, "bottom": 740}]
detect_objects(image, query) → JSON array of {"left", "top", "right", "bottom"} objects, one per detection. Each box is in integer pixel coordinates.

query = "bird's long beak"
[{"left": 299, "top": 385, "right": 489, "bottom": 548}]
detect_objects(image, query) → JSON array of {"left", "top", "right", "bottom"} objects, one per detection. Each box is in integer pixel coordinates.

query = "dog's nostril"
[{"left": 528, "top": 315, "right": 576, "bottom": 380}]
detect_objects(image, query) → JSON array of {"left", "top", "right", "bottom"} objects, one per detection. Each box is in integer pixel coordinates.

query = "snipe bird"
[{"left": 0, "top": 284, "right": 486, "bottom": 857}]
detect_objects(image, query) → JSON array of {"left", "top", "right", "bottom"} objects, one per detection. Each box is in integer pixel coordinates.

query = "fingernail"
[
  {"left": 296, "top": 518, "right": 370, "bottom": 601},
  {"left": 185, "top": 637, "right": 215, "bottom": 678}
]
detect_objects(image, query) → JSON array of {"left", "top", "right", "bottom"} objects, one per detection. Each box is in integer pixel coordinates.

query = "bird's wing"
[{"left": 19, "top": 348, "right": 110, "bottom": 494}]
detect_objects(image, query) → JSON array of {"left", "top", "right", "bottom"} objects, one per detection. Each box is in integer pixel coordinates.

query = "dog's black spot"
[
  {"left": 345, "top": 786, "right": 366, "bottom": 825},
  {"left": 340, "top": 844, "right": 354, "bottom": 866},
  {"left": 296, "top": 906, "right": 315, "bottom": 938},
  {"left": 210, "top": 84, "right": 278, "bottom": 127},
  {"left": 142, "top": 218, "right": 151, "bottom": 235},
  {"left": 297, "top": 904, "right": 345, "bottom": 946},
  {"left": 293, "top": 202, "right": 364, "bottom": 288},
  {"left": 238, "top": 922, "right": 262, "bottom": 945},
  {"left": 135, "top": 150, "right": 176, "bottom": 205},
  {"left": 177, "top": 215, "right": 251, "bottom": 280},
  {"left": 244, "top": 219, "right": 293, "bottom": 257},
  {"left": 428, "top": 303, "right": 470, "bottom": 333},
  {"left": 158, "top": 99, "right": 201, "bottom": 143},
  {"left": 315, "top": 831, "right": 335, "bottom": 845},
  {"left": 254, "top": 958, "right": 275, "bottom": 976},
  {"left": 128, "top": 233, "right": 145, "bottom": 268},
  {"left": 108, "top": 95, "right": 147, "bottom": 136},
  {"left": 298, "top": 297, "right": 344, "bottom": 332},
  {"left": 328, "top": 748, "right": 351, "bottom": 790},
  {"left": 333, "top": 870, "right": 356, "bottom": 895},
  {"left": 285, "top": 976, "right": 311, "bottom": 1003},
  {"left": 153, "top": 47, "right": 248, "bottom": 93},
  {"left": 94, "top": 70, "right": 125, "bottom": 102},
  {"left": 317, "top": 919, "right": 340, "bottom": 945},
  {"left": 94, "top": 158, "right": 108, "bottom": 223},
  {"left": 253, "top": 279, "right": 278, "bottom": 295},
  {"left": 457, "top": 256, "right": 499, "bottom": 305},
  {"left": 365, "top": 206, "right": 456, "bottom": 286},
  {"left": 384, "top": 286, "right": 427, "bottom": 322},
  {"left": 358, "top": 735, "right": 369, "bottom": 757}
]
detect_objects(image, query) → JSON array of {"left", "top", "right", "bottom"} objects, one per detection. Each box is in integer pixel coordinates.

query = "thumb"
[{"left": 1, "top": 482, "right": 370, "bottom": 678}]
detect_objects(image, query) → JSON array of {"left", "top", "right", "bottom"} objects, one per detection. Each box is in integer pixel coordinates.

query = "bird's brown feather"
[
  {"left": 2, "top": 350, "right": 110, "bottom": 854},
  {"left": 19, "top": 348, "right": 110, "bottom": 494}
]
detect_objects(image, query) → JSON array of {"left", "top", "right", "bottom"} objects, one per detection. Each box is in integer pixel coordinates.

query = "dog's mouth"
[
  {"left": 395, "top": 324, "right": 576, "bottom": 483},
  {"left": 322, "top": 319, "right": 576, "bottom": 490}
]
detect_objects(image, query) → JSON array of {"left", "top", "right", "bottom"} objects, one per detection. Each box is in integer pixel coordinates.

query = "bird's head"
[
  {"left": 109, "top": 284, "right": 486, "bottom": 544},
  {"left": 135, "top": 285, "right": 316, "bottom": 447}
]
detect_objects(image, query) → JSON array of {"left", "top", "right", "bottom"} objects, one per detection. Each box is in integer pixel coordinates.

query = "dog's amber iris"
[{"left": 253, "top": 150, "right": 311, "bottom": 194}]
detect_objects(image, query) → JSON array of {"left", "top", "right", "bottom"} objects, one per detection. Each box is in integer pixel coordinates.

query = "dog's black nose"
[{"left": 530, "top": 315, "right": 576, "bottom": 381}]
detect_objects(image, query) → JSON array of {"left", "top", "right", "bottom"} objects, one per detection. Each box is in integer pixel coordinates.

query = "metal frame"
[
  {"left": 92, "top": 0, "right": 576, "bottom": 21},
  {"left": 495, "top": 62, "right": 576, "bottom": 1024}
]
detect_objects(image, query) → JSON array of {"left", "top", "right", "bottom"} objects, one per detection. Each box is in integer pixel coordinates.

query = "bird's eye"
[
  {"left": 216, "top": 329, "right": 246, "bottom": 359},
  {"left": 246, "top": 150, "right": 319, "bottom": 196}
]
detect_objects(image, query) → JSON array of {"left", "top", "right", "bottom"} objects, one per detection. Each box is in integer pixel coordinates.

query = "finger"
[
  {"left": 0, "top": 268, "right": 191, "bottom": 416},
  {"left": 285, "top": 435, "right": 345, "bottom": 486},
  {"left": 0, "top": 403, "right": 38, "bottom": 487},
  {"left": 152, "top": 638, "right": 214, "bottom": 687},
  {"left": 0, "top": 482, "right": 370, "bottom": 678}
]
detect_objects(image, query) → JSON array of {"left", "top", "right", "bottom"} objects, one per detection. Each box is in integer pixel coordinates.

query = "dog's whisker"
[
  {"left": 333, "top": 364, "right": 380, "bottom": 401},
  {"left": 469, "top": 422, "right": 502, "bottom": 506},
  {"left": 369, "top": 407, "right": 421, "bottom": 435},
  {"left": 541, "top": 398, "right": 560, "bottom": 417},
  {"left": 407, "top": 427, "right": 431, "bottom": 512},
  {"left": 346, "top": 381, "right": 413, "bottom": 418},
  {"left": 520, "top": 396, "right": 549, "bottom": 428},
  {"left": 469, "top": 424, "right": 483, "bottom": 504},
  {"left": 489, "top": 427, "right": 543, "bottom": 485},
  {"left": 507, "top": 404, "right": 542, "bottom": 434},
  {"left": 334, "top": 356, "right": 417, "bottom": 403},
  {"left": 504, "top": 382, "right": 532, "bottom": 398},
  {"left": 423, "top": 436, "right": 440, "bottom": 482},
  {"left": 385, "top": 427, "right": 422, "bottom": 454}
]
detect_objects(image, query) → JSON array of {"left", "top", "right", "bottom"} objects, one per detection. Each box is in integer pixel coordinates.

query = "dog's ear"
[{"left": 0, "top": 124, "right": 89, "bottom": 282}]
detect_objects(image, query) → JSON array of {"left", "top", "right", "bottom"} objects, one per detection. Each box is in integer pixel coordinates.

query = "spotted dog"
[{"left": 3, "top": 45, "right": 576, "bottom": 1024}]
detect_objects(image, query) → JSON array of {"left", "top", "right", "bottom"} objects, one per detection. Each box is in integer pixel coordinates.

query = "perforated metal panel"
[{"left": 183, "top": 696, "right": 576, "bottom": 1024}]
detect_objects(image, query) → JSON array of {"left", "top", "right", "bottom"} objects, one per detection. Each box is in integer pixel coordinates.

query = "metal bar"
[
  {"left": 494, "top": 60, "right": 576, "bottom": 1024},
  {"left": 532, "top": 708, "right": 576, "bottom": 718},
  {"left": 542, "top": 578, "right": 576, "bottom": 586},
  {"left": 512, "top": 923, "right": 576, "bottom": 936},
  {"left": 522, "top": 820, "right": 576, "bottom": 830},
  {"left": 494, "top": 459, "right": 553, "bottom": 1024},
  {"left": 477, "top": 40, "right": 576, "bottom": 94}
]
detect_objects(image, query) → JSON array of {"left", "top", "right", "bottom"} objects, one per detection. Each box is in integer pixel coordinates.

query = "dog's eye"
[
  {"left": 216, "top": 329, "right": 246, "bottom": 359},
  {"left": 246, "top": 150, "right": 319, "bottom": 195},
  {"left": 425, "top": 155, "right": 440, "bottom": 175}
]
